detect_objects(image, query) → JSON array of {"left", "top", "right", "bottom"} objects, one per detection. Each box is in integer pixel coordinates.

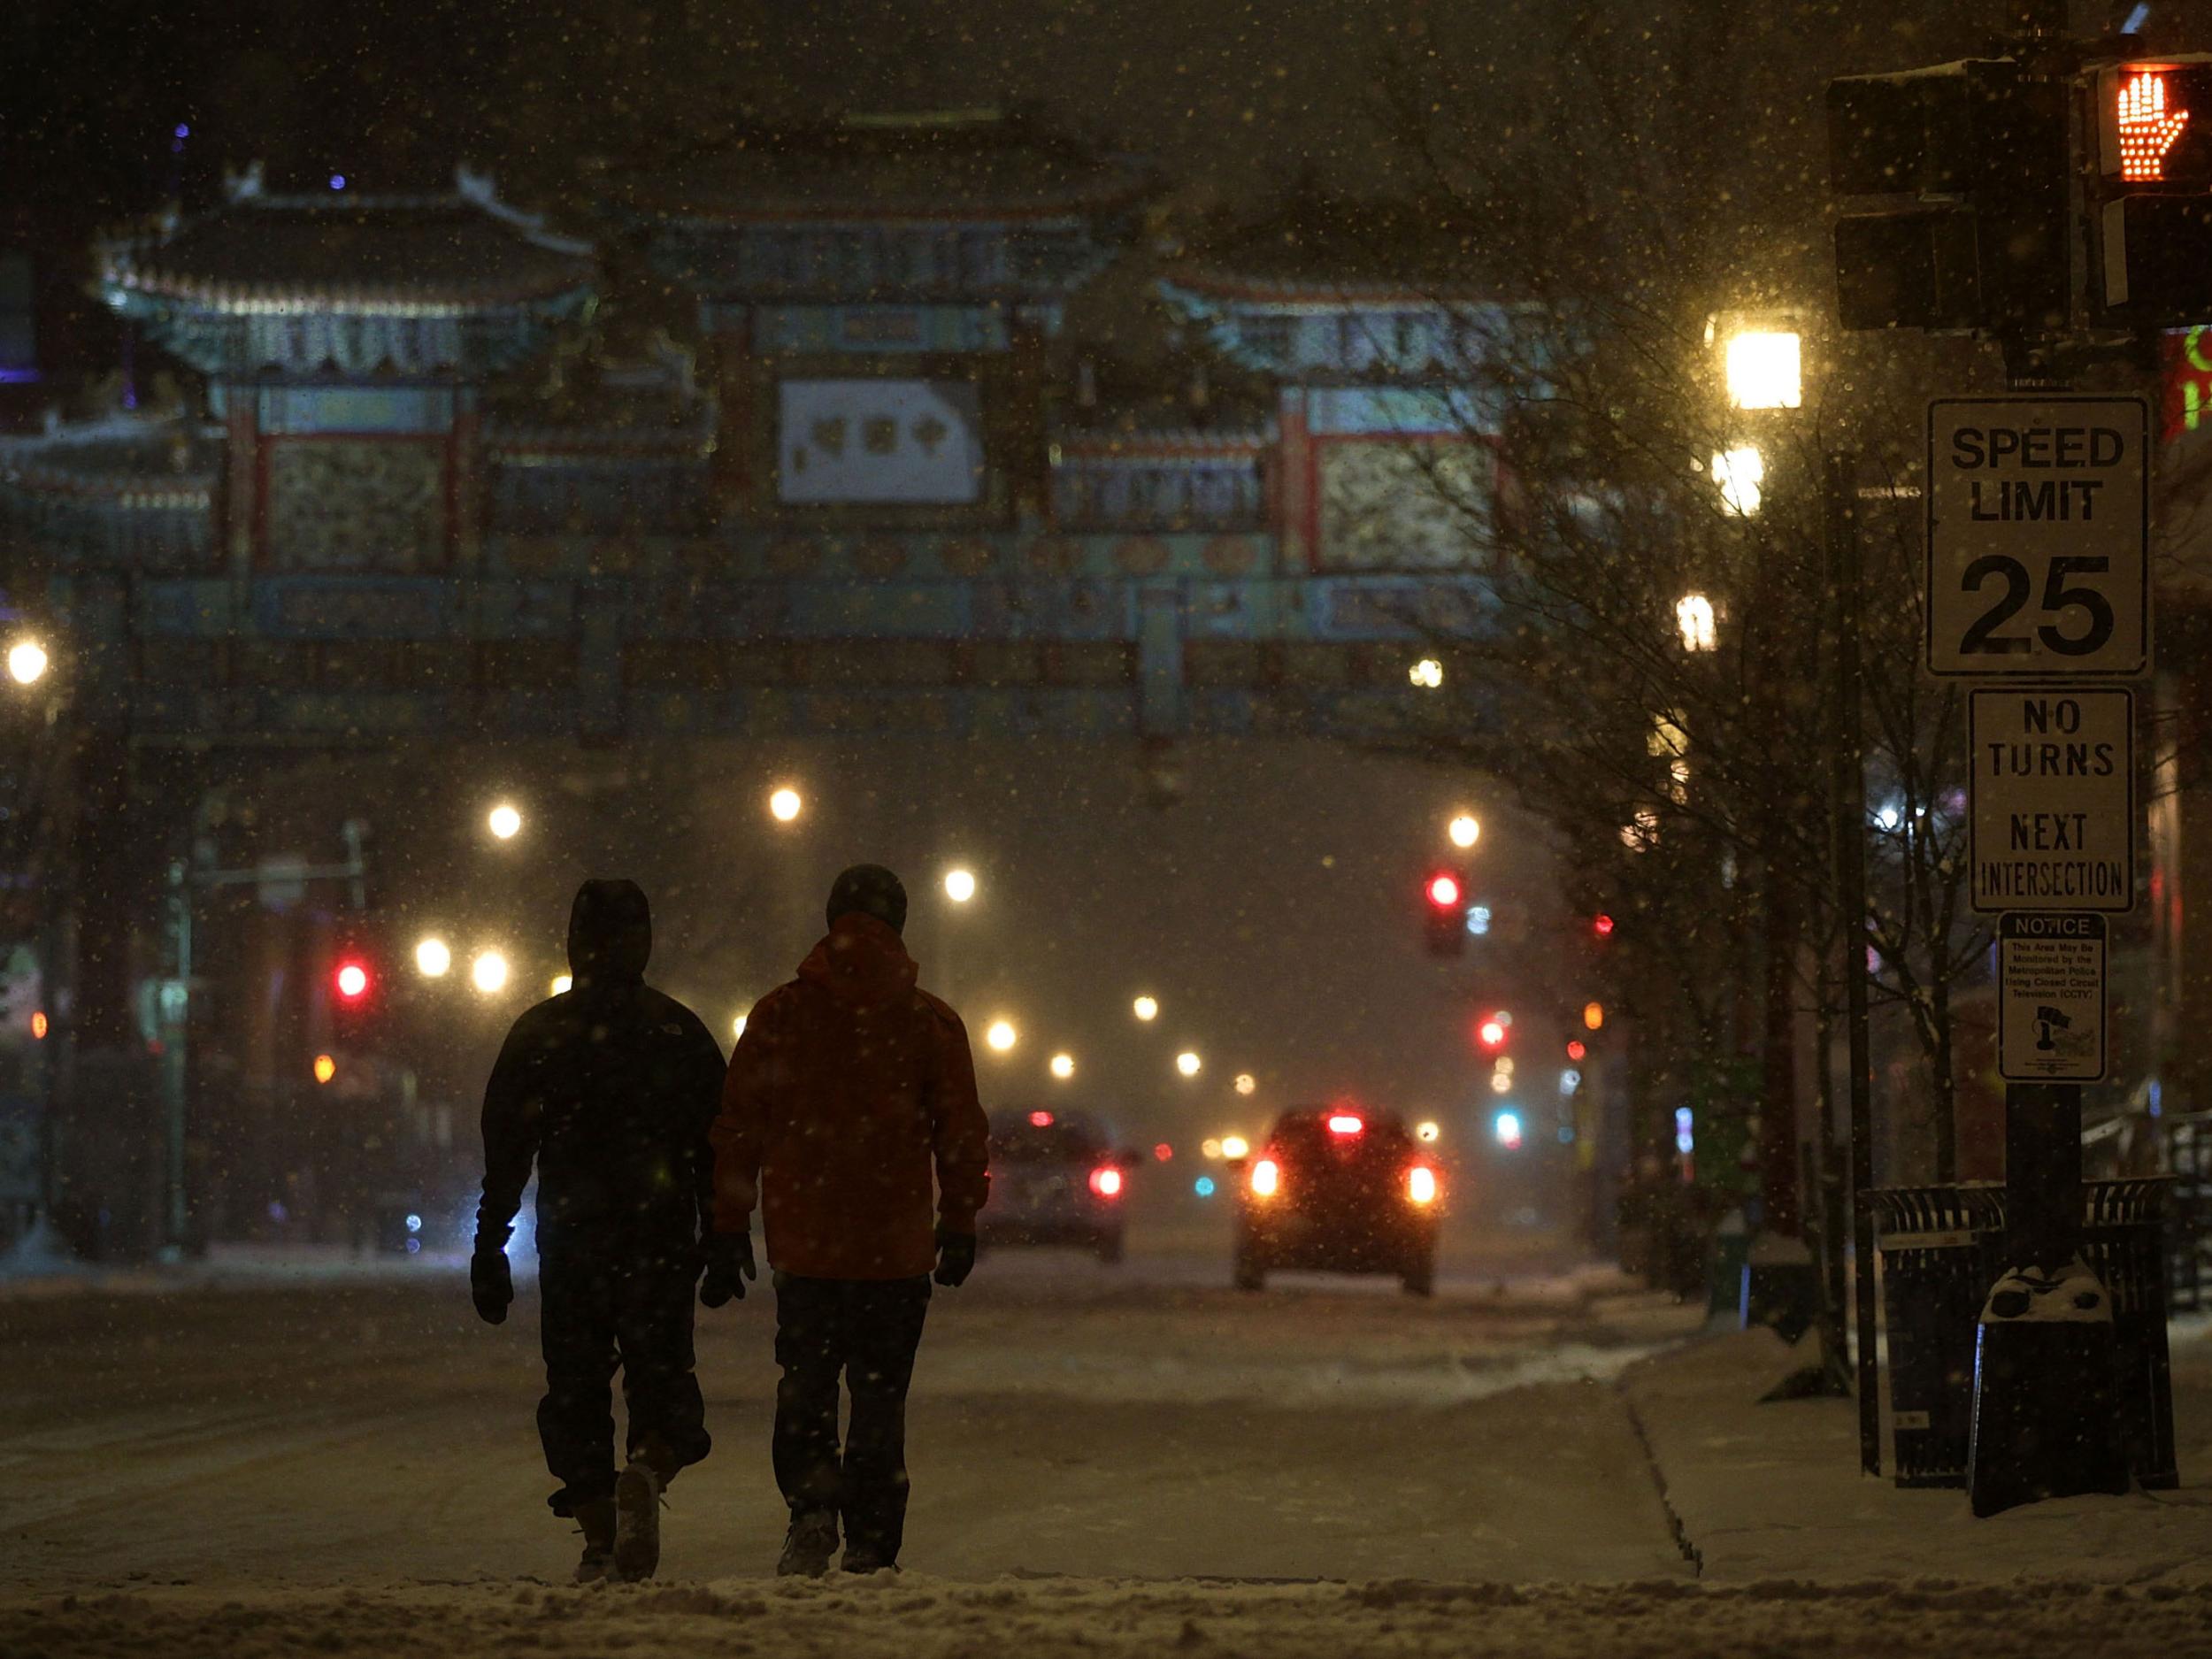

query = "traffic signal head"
[
  {"left": 1424, "top": 870, "right": 1467, "bottom": 957},
  {"left": 2094, "top": 58, "right": 2212, "bottom": 323},
  {"left": 1478, "top": 1013, "right": 1509, "bottom": 1050},
  {"left": 1826, "top": 58, "right": 2068, "bottom": 335},
  {"left": 1566, "top": 1040, "right": 1587, "bottom": 1062},
  {"left": 334, "top": 958, "right": 372, "bottom": 1002},
  {"left": 1593, "top": 913, "right": 1615, "bottom": 939}
]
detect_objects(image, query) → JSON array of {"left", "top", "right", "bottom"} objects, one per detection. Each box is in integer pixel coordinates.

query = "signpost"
[
  {"left": 1968, "top": 687, "right": 2134, "bottom": 915},
  {"left": 1932, "top": 396, "right": 2147, "bottom": 1512},
  {"left": 1997, "top": 915, "right": 2108, "bottom": 1084},
  {"left": 1926, "top": 397, "right": 2149, "bottom": 677}
]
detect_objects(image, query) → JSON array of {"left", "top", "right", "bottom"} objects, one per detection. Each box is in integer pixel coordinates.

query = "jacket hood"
[
  {"left": 797, "top": 911, "right": 919, "bottom": 1006},
  {"left": 567, "top": 879, "right": 652, "bottom": 983}
]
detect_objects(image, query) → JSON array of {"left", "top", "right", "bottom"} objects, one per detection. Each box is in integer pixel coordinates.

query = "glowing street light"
[
  {"left": 1133, "top": 995, "right": 1159, "bottom": 1023},
  {"left": 551, "top": 974, "right": 572, "bottom": 995},
  {"left": 1049, "top": 1052, "right": 1075, "bottom": 1079},
  {"left": 471, "top": 949, "right": 511, "bottom": 995},
  {"left": 1408, "top": 657, "right": 1445, "bottom": 690},
  {"left": 1233, "top": 1072, "right": 1256, "bottom": 1096},
  {"left": 487, "top": 803, "right": 523, "bottom": 841},
  {"left": 1710, "top": 445, "right": 1765, "bottom": 517},
  {"left": 1416, "top": 1119, "right": 1440, "bottom": 1143},
  {"left": 1718, "top": 326, "right": 1803, "bottom": 411},
  {"left": 1176, "top": 1050, "right": 1202, "bottom": 1079},
  {"left": 943, "top": 867, "right": 977, "bottom": 904},
  {"left": 414, "top": 937, "right": 452, "bottom": 979},
  {"left": 768, "top": 786, "right": 803, "bottom": 823},
  {"left": 1676, "top": 593, "right": 1717, "bottom": 653},
  {"left": 6, "top": 638, "right": 50, "bottom": 687},
  {"left": 986, "top": 1018, "right": 1018, "bottom": 1053},
  {"left": 1448, "top": 813, "right": 1481, "bottom": 850},
  {"left": 1219, "top": 1133, "right": 1251, "bottom": 1160},
  {"left": 732, "top": 1012, "right": 749, "bottom": 1041}
]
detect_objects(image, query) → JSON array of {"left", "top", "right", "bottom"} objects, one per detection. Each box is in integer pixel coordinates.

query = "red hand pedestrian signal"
[
  {"left": 2118, "top": 70, "right": 2190, "bottom": 181},
  {"left": 334, "top": 958, "right": 372, "bottom": 1002}
]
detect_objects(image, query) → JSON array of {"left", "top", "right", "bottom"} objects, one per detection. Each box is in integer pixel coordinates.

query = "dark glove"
[
  {"left": 699, "top": 1231, "right": 757, "bottom": 1308},
  {"left": 933, "top": 1225, "right": 976, "bottom": 1288},
  {"left": 470, "top": 1245, "right": 513, "bottom": 1325}
]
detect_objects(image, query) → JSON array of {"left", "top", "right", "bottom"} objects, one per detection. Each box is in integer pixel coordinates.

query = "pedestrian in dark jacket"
[
  {"left": 471, "top": 879, "right": 726, "bottom": 1584},
  {"left": 703, "top": 863, "right": 990, "bottom": 1577}
]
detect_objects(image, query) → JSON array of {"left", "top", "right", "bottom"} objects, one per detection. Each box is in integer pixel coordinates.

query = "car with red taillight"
[
  {"left": 979, "top": 1107, "right": 1132, "bottom": 1263},
  {"left": 1233, "top": 1106, "right": 1440, "bottom": 1294}
]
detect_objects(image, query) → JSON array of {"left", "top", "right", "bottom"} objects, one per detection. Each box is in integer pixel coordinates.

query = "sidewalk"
[
  {"left": 0, "top": 1225, "right": 484, "bottom": 1300},
  {"left": 1622, "top": 1322, "right": 2212, "bottom": 1584}
]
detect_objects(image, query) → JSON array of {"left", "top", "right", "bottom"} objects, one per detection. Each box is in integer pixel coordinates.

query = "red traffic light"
[
  {"left": 1593, "top": 913, "right": 1616, "bottom": 938},
  {"left": 1426, "top": 872, "right": 1463, "bottom": 910},
  {"left": 1478, "top": 1015, "right": 1509, "bottom": 1050},
  {"left": 334, "top": 958, "right": 372, "bottom": 1002},
  {"left": 1567, "top": 1040, "right": 1587, "bottom": 1062}
]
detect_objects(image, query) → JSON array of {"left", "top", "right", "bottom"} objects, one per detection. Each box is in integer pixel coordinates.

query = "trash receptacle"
[
  {"left": 1870, "top": 1184, "right": 2006, "bottom": 1488},
  {"left": 2081, "top": 1178, "right": 2179, "bottom": 1490}
]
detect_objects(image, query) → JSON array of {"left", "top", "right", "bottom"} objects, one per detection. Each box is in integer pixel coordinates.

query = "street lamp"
[
  {"left": 1710, "top": 445, "right": 1765, "bottom": 517},
  {"left": 768, "top": 786, "right": 803, "bottom": 824},
  {"left": 471, "top": 949, "right": 510, "bottom": 995},
  {"left": 986, "top": 1018, "right": 1018, "bottom": 1053},
  {"left": 1233, "top": 1072, "right": 1256, "bottom": 1096},
  {"left": 1176, "top": 1050, "right": 1202, "bottom": 1079},
  {"left": 1448, "top": 812, "right": 1481, "bottom": 850},
  {"left": 487, "top": 803, "right": 523, "bottom": 841},
  {"left": 732, "top": 1011, "right": 748, "bottom": 1041},
  {"left": 6, "top": 637, "right": 50, "bottom": 687},
  {"left": 1714, "top": 322, "right": 1804, "bottom": 411},
  {"left": 415, "top": 937, "right": 452, "bottom": 978},
  {"left": 1408, "top": 657, "right": 1445, "bottom": 689},
  {"left": 551, "top": 974, "right": 572, "bottom": 995},
  {"left": 1132, "top": 995, "right": 1159, "bottom": 1023},
  {"left": 944, "top": 867, "right": 977, "bottom": 904},
  {"left": 1676, "top": 594, "right": 1717, "bottom": 653},
  {"left": 1049, "top": 1052, "right": 1075, "bottom": 1080}
]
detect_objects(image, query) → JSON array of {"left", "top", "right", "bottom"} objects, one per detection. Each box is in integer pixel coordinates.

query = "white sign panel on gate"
[
  {"left": 1926, "top": 396, "right": 2150, "bottom": 676},
  {"left": 1997, "top": 914, "right": 2108, "bottom": 1083},
  {"left": 1969, "top": 687, "right": 2134, "bottom": 915}
]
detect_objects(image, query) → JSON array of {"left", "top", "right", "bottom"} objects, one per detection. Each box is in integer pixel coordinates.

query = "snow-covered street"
[{"left": 9, "top": 1223, "right": 2212, "bottom": 1655}]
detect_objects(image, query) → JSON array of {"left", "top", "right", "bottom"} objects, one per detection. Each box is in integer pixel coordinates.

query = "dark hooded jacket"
[
  {"left": 476, "top": 879, "right": 727, "bottom": 1250},
  {"left": 711, "top": 911, "right": 989, "bottom": 1279}
]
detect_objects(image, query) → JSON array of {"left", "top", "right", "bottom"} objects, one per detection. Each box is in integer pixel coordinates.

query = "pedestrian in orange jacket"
[{"left": 703, "top": 864, "right": 988, "bottom": 1576}]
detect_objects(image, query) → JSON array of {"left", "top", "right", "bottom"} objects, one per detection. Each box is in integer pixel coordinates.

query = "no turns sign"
[
  {"left": 1926, "top": 396, "right": 2149, "bottom": 676},
  {"left": 1969, "top": 687, "right": 2135, "bottom": 915}
]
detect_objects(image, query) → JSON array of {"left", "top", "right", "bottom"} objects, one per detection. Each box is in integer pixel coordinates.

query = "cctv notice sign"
[
  {"left": 1997, "top": 914, "right": 2108, "bottom": 1084},
  {"left": 1926, "top": 397, "right": 2150, "bottom": 676},
  {"left": 1970, "top": 687, "right": 2134, "bottom": 915}
]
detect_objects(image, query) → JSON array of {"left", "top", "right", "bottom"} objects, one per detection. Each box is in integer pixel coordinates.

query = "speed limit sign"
[{"left": 1925, "top": 397, "right": 2149, "bottom": 677}]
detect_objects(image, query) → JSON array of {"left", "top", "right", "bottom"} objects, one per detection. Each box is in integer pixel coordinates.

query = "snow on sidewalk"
[
  {"left": 1621, "top": 1326, "right": 2212, "bottom": 1585},
  {"left": 6, "top": 1574, "right": 2212, "bottom": 1659}
]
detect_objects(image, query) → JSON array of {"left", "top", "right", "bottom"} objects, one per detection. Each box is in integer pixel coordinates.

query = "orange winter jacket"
[{"left": 710, "top": 913, "right": 989, "bottom": 1279}]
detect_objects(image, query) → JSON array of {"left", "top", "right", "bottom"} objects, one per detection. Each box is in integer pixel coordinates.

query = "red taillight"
[
  {"left": 1028, "top": 1110, "right": 1054, "bottom": 1127},
  {"left": 1326, "top": 1113, "right": 1364, "bottom": 1136},
  {"left": 1089, "top": 1166, "right": 1124, "bottom": 1199}
]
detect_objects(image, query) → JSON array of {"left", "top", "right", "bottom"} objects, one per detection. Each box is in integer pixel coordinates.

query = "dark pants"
[
  {"left": 772, "top": 1272, "right": 932, "bottom": 1563},
  {"left": 537, "top": 1236, "right": 710, "bottom": 1516}
]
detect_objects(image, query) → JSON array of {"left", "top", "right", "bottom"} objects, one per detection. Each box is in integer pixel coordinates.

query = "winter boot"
[
  {"left": 612, "top": 1461, "right": 664, "bottom": 1582},
  {"left": 841, "top": 1546, "right": 897, "bottom": 1575},
  {"left": 572, "top": 1498, "right": 618, "bottom": 1585},
  {"left": 777, "top": 1509, "right": 839, "bottom": 1578}
]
